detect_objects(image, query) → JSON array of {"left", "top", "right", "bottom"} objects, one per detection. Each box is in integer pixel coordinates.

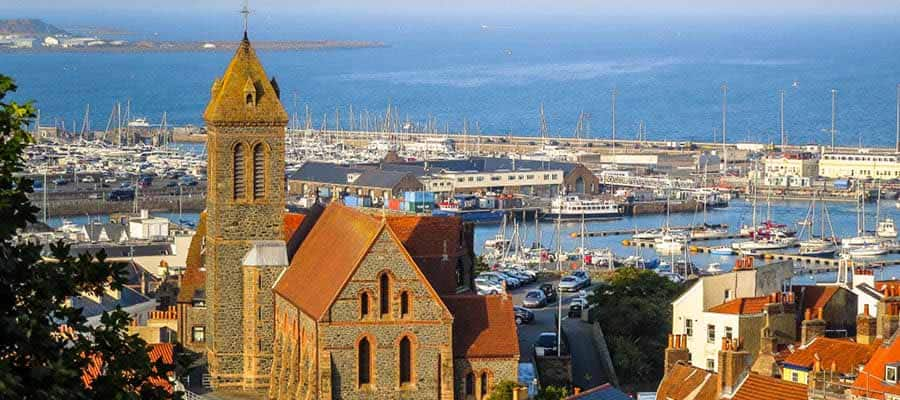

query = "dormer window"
[
  {"left": 887, "top": 363, "right": 899, "bottom": 384},
  {"left": 245, "top": 93, "right": 254, "bottom": 106}
]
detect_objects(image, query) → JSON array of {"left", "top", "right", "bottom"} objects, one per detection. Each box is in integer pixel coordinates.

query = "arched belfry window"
[
  {"left": 360, "top": 292, "right": 370, "bottom": 319},
  {"left": 233, "top": 143, "right": 246, "bottom": 200},
  {"left": 253, "top": 143, "right": 266, "bottom": 199}
]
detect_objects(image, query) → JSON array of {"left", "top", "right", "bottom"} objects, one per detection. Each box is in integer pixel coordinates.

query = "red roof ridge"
[{"left": 707, "top": 295, "right": 772, "bottom": 315}]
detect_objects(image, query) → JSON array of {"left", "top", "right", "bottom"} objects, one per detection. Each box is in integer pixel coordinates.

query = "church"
[{"left": 176, "top": 27, "right": 520, "bottom": 400}]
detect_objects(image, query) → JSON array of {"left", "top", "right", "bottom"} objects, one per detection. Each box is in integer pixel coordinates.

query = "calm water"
[
  {"left": 6, "top": 14, "right": 900, "bottom": 146},
  {"left": 45, "top": 198, "right": 900, "bottom": 283}
]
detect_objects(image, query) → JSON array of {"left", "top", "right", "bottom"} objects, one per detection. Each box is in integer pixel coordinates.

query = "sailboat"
[
  {"left": 690, "top": 163, "right": 728, "bottom": 239},
  {"left": 733, "top": 169, "right": 795, "bottom": 253},
  {"left": 844, "top": 182, "right": 888, "bottom": 258},
  {"left": 655, "top": 189, "right": 688, "bottom": 254},
  {"left": 797, "top": 193, "right": 838, "bottom": 257}
]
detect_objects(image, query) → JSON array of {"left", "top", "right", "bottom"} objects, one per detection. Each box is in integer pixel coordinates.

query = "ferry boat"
[{"left": 542, "top": 195, "right": 621, "bottom": 221}]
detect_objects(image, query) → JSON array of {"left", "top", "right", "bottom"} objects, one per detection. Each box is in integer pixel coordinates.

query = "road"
[{"left": 509, "top": 277, "right": 607, "bottom": 391}]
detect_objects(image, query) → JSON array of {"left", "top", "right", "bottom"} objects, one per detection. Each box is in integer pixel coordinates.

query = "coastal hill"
[{"left": 0, "top": 19, "right": 68, "bottom": 36}]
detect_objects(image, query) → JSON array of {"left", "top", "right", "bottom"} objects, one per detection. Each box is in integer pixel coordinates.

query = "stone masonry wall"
[
  {"left": 205, "top": 122, "right": 286, "bottom": 391},
  {"left": 453, "top": 357, "right": 520, "bottom": 400},
  {"left": 319, "top": 231, "right": 454, "bottom": 399},
  {"left": 269, "top": 296, "right": 319, "bottom": 400}
]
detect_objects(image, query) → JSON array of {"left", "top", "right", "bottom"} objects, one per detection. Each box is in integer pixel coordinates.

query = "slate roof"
[
  {"left": 393, "top": 157, "right": 580, "bottom": 175},
  {"left": 565, "top": 384, "right": 630, "bottom": 400},
  {"left": 782, "top": 337, "right": 878, "bottom": 374},
  {"left": 203, "top": 35, "right": 288, "bottom": 125},
  {"left": 731, "top": 373, "right": 807, "bottom": 400},
  {"left": 70, "top": 285, "right": 152, "bottom": 318},
  {"left": 289, "top": 162, "right": 418, "bottom": 190},
  {"left": 707, "top": 296, "right": 771, "bottom": 315},
  {"left": 655, "top": 362, "right": 719, "bottom": 400},
  {"left": 441, "top": 294, "right": 520, "bottom": 359}
]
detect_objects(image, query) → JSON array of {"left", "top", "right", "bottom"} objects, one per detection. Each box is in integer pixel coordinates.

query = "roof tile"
[{"left": 442, "top": 294, "right": 520, "bottom": 359}]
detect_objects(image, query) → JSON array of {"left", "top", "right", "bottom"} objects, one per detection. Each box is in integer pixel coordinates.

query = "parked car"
[
  {"left": 568, "top": 303, "right": 583, "bottom": 319},
  {"left": 80, "top": 176, "right": 95, "bottom": 183},
  {"left": 571, "top": 270, "right": 592, "bottom": 286},
  {"left": 539, "top": 283, "right": 558, "bottom": 303},
  {"left": 569, "top": 297, "right": 588, "bottom": 309},
  {"left": 522, "top": 290, "right": 547, "bottom": 308},
  {"left": 480, "top": 272, "right": 519, "bottom": 289},
  {"left": 475, "top": 278, "right": 505, "bottom": 295},
  {"left": 534, "top": 332, "right": 559, "bottom": 357},
  {"left": 108, "top": 188, "right": 135, "bottom": 201},
  {"left": 103, "top": 177, "right": 116, "bottom": 184},
  {"left": 52, "top": 178, "right": 69, "bottom": 186},
  {"left": 494, "top": 271, "right": 522, "bottom": 288},
  {"left": 514, "top": 306, "right": 534, "bottom": 325},
  {"left": 559, "top": 276, "right": 583, "bottom": 292},
  {"left": 502, "top": 269, "right": 533, "bottom": 284}
]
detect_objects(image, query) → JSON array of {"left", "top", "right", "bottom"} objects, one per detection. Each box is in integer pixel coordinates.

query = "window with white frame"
[
  {"left": 684, "top": 319, "right": 693, "bottom": 337},
  {"left": 706, "top": 359, "right": 714, "bottom": 371},
  {"left": 887, "top": 363, "right": 899, "bottom": 384},
  {"left": 707, "top": 324, "right": 716, "bottom": 344}
]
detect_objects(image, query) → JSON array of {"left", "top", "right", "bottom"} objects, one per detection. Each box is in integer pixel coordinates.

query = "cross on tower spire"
[{"left": 241, "top": 0, "right": 251, "bottom": 39}]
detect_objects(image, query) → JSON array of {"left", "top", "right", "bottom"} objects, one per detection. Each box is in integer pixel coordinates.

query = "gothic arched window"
[
  {"left": 358, "top": 337, "right": 372, "bottom": 387},
  {"left": 252, "top": 143, "right": 265, "bottom": 199},
  {"left": 399, "top": 336, "right": 413, "bottom": 385},
  {"left": 379, "top": 272, "right": 391, "bottom": 317},
  {"left": 400, "top": 291, "right": 410, "bottom": 319},
  {"left": 233, "top": 143, "right": 246, "bottom": 200},
  {"left": 360, "top": 292, "right": 370, "bottom": 319}
]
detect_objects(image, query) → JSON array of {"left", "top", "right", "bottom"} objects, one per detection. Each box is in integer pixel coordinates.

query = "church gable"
[{"left": 327, "top": 229, "right": 449, "bottom": 323}]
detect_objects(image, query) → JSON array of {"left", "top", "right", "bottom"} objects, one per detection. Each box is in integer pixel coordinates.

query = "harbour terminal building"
[
  {"left": 762, "top": 152, "right": 819, "bottom": 187},
  {"left": 288, "top": 157, "right": 600, "bottom": 203},
  {"left": 177, "top": 32, "right": 519, "bottom": 399},
  {"left": 818, "top": 151, "right": 900, "bottom": 180}
]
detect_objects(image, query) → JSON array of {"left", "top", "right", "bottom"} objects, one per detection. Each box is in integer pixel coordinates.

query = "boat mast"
[
  {"left": 555, "top": 204, "right": 562, "bottom": 356},
  {"left": 580, "top": 209, "right": 586, "bottom": 268}
]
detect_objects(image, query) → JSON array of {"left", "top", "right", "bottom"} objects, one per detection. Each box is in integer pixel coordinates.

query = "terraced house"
[{"left": 178, "top": 28, "right": 519, "bottom": 399}]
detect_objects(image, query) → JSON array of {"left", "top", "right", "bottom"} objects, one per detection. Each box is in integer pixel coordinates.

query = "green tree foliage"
[
  {"left": 535, "top": 385, "right": 569, "bottom": 400},
  {"left": 0, "top": 74, "right": 177, "bottom": 399},
  {"left": 589, "top": 267, "right": 681, "bottom": 385},
  {"left": 486, "top": 380, "right": 519, "bottom": 400}
]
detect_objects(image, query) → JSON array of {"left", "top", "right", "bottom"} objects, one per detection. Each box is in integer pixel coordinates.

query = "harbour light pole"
[
  {"left": 721, "top": 83, "right": 728, "bottom": 174},
  {"left": 831, "top": 89, "right": 837, "bottom": 151},
  {"left": 896, "top": 84, "right": 899, "bottom": 153},
  {"left": 780, "top": 89, "right": 786, "bottom": 148}
]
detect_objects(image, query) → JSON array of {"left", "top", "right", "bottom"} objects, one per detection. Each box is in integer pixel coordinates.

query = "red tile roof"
[
  {"left": 386, "top": 215, "right": 464, "bottom": 294},
  {"left": 283, "top": 212, "right": 305, "bottom": 242},
  {"left": 273, "top": 203, "right": 384, "bottom": 319},
  {"left": 707, "top": 296, "right": 771, "bottom": 315},
  {"left": 850, "top": 337, "right": 900, "bottom": 400},
  {"left": 655, "top": 363, "right": 719, "bottom": 400},
  {"left": 82, "top": 343, "right": 174, "bottom": 391},
  {"left": 178, "top": 212, "right": 306, "bottom": 304},
  {"left": 177, "top": 212, "right": 206, "bottom": 304},
  {"left": 792, "top": 286, "right": 840, "bottom": 312},
  {"left": 442, "top": 294, "right": 520, "bottom": 359},
  {"left": 732, "top": 373, "right": 807, "bottom": 400},
  {"left": 782, "top": 337, "right": 878, "bottom": 374}
]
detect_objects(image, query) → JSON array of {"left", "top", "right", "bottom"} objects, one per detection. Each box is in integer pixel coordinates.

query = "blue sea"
[{"left": 5, "top": 12, "right": 900, "bottom": 146}]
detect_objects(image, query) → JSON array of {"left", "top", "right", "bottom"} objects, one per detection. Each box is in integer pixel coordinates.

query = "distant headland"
[{"left": 0, "top": 18, "right": 386, "bottom": 53}]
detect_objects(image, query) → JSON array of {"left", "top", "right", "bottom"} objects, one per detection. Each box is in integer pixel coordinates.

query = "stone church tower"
[{"left": 203, "top": 31, "right": 289, "bottom": 392}]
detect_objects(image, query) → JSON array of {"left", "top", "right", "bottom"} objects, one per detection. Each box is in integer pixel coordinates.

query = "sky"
[{"left": 4, "top": 0, "right": 900, "bottom": 17}]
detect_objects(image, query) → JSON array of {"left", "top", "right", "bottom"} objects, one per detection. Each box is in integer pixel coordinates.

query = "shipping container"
[
  {"left": 833, "top": 179, "right": 850, "bottom": 190},
  {"left": 389, "top": 199, "right": 402, "bottom": 211}
]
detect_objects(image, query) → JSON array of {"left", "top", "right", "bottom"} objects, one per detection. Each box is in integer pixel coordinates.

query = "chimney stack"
[
  {"left": 878, "top": 287, "right": 900, "bottom": 339},
  {"left": 801, "top": 307, "right": 826, "bottom": 345},
  {"left": 664, "top": 334, "right": 691, "bottom": 375},
  {"left": 858, "top": 304, "right": 878, "bottom": 344},
  {"left": 717, "top": 338, "right": 749, "bottom": 397}
]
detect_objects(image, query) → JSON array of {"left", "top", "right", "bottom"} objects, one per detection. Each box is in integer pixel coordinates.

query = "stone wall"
[
  {"left": 205, "top": 122, "right": 287, "bottom": 392},
  {"left": 452, "top": 357, "right": 519, "bottom": 400},
  {"left": 318, "top": 231, "right": 454, "bottom": 400},
  {"left": 269, "top": 296, "right": 319, "bottom": 400},
  {"left": 177, "top": 302, "right": 207, "bottom": 352}
]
